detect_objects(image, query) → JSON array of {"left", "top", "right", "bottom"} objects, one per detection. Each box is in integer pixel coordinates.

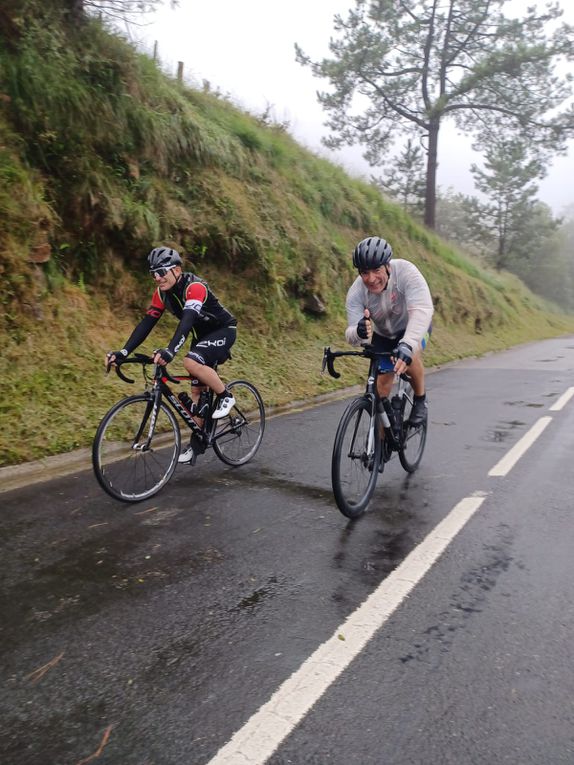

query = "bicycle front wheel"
[
  {"left": 212, "top": 380, "right": 265, "bottom": 466},
  {"left": 92, "top": 394, "right": 181, "bottom": 502},
  {"left": 332, "top": 397, "right": 381, "bottom": 519},
  {"left": 398, "top": 391, "right": 427, "bottom": 472}
]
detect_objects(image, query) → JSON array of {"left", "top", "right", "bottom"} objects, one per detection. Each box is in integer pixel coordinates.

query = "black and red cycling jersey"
[{"left": 123, "top": 272, "right": 236, "bottom": 358}]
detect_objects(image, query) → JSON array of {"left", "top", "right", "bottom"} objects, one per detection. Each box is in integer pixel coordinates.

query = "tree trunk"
[
  {"left": 424, "top": 120, "right": 439, "bottom": 229},
  {"left": 64, "top": 0, "right": 85, "bottom": 23},
  {"left": 0, "top": 0, "right": 25, "bottom": 45}
]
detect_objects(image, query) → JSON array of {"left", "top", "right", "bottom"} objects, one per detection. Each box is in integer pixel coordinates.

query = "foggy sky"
[{"left": 127, "top": 0, "right": 574, "bottom": 215}]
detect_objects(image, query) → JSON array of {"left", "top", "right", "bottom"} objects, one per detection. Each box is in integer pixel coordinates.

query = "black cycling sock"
[{"left": 414, "top": 393, "right": 426, "bottom": 402}]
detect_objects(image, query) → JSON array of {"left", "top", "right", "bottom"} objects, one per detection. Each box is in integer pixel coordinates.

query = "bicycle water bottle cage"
[
  {"left": 382, "top": 398, "right": 401, "bottom": 442},
  {"left": 391, "top": 396, "right": 403, "bottom": 438},
  {"left": 381, "top": 398, "right": 395, "bottom": 423}
]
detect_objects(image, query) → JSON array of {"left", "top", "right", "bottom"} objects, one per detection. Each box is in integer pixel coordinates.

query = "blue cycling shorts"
[{"left": 374, "top": 324, "right": 432, "bottom": 374}]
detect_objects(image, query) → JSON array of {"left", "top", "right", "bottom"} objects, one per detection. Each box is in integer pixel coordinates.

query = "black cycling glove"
[
  {"left": 107, "top": 348, "right": 128, "bottom": 361},
  {"left": 393, "top": 341, "right": 413, "bottom": 365},
  {"left": 357, "top": 316, "right": 371, "bottom": 339},
  {"left": 154, "top": 347, "right": 174, "bottom": 363}
]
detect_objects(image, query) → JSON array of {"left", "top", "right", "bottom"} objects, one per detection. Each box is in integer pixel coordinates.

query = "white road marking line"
[
  {"left": 207, "top": 492, "right": 488, "bottom": 765},
  {"left": 549, "top": 386, "right": 574, "bottom": 411},
  {"left": 488, "top": 416, "right": 552, "bottom": 477}
]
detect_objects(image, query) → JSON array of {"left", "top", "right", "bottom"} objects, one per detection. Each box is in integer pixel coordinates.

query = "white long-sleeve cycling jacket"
[{"left": 345, "top": 259, "right": 434, "bottom": 351}]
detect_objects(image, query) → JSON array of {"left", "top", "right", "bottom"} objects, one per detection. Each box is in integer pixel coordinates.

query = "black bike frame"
[
  {"left": 322, "top": 346, "right": 408, "bottom": 452},
  {"left": 113, "top": 355, "right": 235, "bottom": 451}
]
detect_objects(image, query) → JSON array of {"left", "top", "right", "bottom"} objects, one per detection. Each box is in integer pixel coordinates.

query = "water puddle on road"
[
  {"left": 504, "top": 400, "right": 544, "bottom": 408},
  {"left": 399, "top": 524, "right": 515, "bottom": 666},
  {"left": 235, "top": 575, "right": 286, "bottom": 613},
  {"left": 482, "top": 419, "right": 526, "bottom": 443},
  {"left": 229, "top": 467, "right": 334, "bottom": 504},
  {"left": 331, "top": 477, "right": 425, "bottom": 591}
]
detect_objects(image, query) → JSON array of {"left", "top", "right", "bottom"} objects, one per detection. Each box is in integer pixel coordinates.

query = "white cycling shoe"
[
  {"left": 178, "top": 445, "right": 196, "bottom": 464},
  {"left": 212, "top": 392, "right": 235, "bottom": 419}
]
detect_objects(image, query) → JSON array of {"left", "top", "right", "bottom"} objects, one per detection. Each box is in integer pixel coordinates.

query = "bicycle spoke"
[
  {"left": 332, "top": 397, "right": 380, "bottom": 518},
  {"left": 398, "top": 388, "right": 427, "bottom": 472},
  {"left": 213, "top": 380, "right": 265, "bottom": 466},
  {"left": 93, "top": 396, "right": 180, "bottom": 502}
]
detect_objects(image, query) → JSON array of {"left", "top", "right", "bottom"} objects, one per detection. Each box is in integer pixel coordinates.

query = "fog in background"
[{"left": 125, "top": 0, "right": 574, "bottom": 216}]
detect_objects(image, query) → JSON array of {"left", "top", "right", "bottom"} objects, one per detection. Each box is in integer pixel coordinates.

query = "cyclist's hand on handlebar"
[
  {"left": 357, "top": 308, "right": 372, "bottom": 341},
  {"left": 152, "top": 347, "right": 174, "bottom": 366},
  {"left": 392, "top": 341, "right": 413, "bottom": 374},
  {"left": 106, "top": 348, "right": 127, "bottom": 369}
]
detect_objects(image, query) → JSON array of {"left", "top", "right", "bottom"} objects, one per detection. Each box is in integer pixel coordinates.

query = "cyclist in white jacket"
[{"left": 345, "top": 236, "right": 434, "bottom": 425}]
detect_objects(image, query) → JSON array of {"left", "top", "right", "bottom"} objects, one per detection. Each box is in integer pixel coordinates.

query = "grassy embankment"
[{"left": 1, "top": 3, "right": 573, "bottom": 466}]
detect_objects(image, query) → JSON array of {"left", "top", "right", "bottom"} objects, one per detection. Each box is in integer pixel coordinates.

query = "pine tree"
[
  {"left": 371, "top": 138, "right": 426, "bottom": 217},
  {"left": 469, "top": 139, "right": 552, "bottom": 270},
  {"left": 296, "top": 0, "right": 574, "bottom": 229}
]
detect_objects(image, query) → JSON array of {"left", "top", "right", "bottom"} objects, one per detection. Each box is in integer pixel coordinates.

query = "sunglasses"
[
  {"left": 150, "top": 265, "right": 176, "bottom": 278},
  {"left": 359, "top": 265, "right": 388, "bottom": 276}
]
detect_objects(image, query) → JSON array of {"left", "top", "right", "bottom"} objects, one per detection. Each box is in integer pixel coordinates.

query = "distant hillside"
[{"left": 1, "top": 0, "right": 573, "bottom": 466}]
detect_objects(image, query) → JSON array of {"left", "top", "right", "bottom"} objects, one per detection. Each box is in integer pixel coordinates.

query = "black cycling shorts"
[{"left": 186, "top": 326, "right": 237, "bottom": 368}]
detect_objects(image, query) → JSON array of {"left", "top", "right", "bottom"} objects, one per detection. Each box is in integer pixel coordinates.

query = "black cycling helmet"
[
  {"left": 352, "top": 236, "right": 393, "bottom": 271},
  {"left": 148, "top": 246, "right": 182, "bottom": 271}
]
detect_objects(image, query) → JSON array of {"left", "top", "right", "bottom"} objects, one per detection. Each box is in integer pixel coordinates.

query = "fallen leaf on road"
[
  {"left": 74, "top": 725, "right": 113, "bottom": 765},
  {"left": 24, "top": 652, "right": 64, "bottom": 683},
  {"left": 134, "top": 506, "right": 158, "bottom": 515}
]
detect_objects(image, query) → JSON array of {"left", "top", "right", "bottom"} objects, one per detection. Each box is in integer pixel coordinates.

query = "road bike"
[
  {"left": 92, "top": 353, "right": 265, "bottom": 502},
  {"left": 322, "top": 345, "right": 427, "bottom": 519}
]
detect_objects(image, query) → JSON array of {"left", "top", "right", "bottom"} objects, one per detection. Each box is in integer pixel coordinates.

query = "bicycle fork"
[{"left": 133, "top": 390, "right": 162, "bottom": 451}]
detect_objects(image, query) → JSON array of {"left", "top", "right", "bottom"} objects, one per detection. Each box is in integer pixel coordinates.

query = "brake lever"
[
  {"left": 321, "top": 347, "right": 329, "bottom": 374},
  {"left": 323, "top": 347, "right": 340, "bottom": 379},
  {"left": 104, "top": 356, "right": 134, "bottom": 383}
]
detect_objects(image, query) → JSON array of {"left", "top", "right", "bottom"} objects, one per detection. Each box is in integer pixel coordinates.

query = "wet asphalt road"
[{"left": 2, "top": 336, "right": 574, "bottom": 765}]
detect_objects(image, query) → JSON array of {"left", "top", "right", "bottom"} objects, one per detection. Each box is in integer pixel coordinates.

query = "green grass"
[
  {"left": 0, "top": 2, "right": 573, "bottom": 466},
  {"left": 1, "top": 264, "right": 572, "bottom": 467}
]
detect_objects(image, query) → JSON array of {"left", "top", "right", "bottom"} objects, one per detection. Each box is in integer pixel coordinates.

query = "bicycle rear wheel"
[
  {"left": 212, "top": 380, "right": 265, "bottom": 466},
  {"left": 398, "top": 387, "right": 427, "bottom": 472},
  {"left": 332, "top": 397, "right": 381, "bottom": 519},
  {"left": 92, "top": 394, "right": 180, "bottom": 502}
]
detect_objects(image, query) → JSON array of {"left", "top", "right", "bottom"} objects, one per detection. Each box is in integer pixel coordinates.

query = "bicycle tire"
[
  {"left": 212, "top": 380, "right": 265, "bottom": 466},
  {"left": 332, "top": 396, "right": 381, "bottom": 519},
  {"left": 92, "top": 394, "right": 181, "bottom": 502},
  {"left": 398, "top": 385, "right": 427, "bottom": 472}
]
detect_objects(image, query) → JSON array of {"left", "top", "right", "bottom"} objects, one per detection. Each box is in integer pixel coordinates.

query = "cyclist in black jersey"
[{"left": 106, "top": 246, "right": 237, "bottom": 464}]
